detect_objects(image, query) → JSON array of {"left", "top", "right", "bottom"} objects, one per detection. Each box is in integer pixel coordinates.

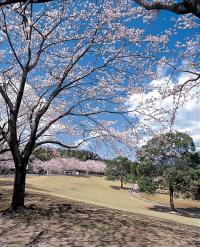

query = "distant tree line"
[
  {"left": 0, "top": 147, "right": 103, "bottom": 175},
  {"left": 33, "top": 147, "right": 101, "bottom": 162},
  {"left": 29, "top": 157, "right": 106, "bottom": 176}
]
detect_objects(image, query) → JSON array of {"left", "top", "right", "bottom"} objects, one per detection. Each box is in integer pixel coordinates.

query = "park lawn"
[
  {"left": 139, "top": 192, "right": 200, "bottom": 209},
  {"left": 0, "top": 175, "right": 200, "bottom": 227},
  {"left": 0, "top": 188, "right": 199, "bottom": 247}
]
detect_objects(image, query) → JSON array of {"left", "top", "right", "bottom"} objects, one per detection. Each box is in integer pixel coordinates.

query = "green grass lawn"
[{"left": 1, "top": 175, "right": 200, "bottom": 227}]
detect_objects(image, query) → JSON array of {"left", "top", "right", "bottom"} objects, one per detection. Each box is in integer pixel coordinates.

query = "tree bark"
[
  {"left": 169, "top": 186, "right": 177, "bottom": 212},
  {"left": 133, "top": 0, "right": 200, "bottom": 19},
  {"left": 11, "top": 164, "right": 27, "bottom": 210},
  {"left": 120, "top": 178, "right": 124, "bottom": 189}
]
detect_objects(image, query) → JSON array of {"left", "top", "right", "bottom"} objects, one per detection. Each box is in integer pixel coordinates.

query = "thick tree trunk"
[
  {"left": 11, "top": 165, "right": 27, "bottom": 210},
  {"left": 169, "top": 187, "right": 177, "bottom": 212}
]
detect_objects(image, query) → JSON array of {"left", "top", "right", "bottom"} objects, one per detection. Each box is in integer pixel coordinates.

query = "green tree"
[
  {"left": 34, "top": 147, "right": 54, "bottom": 161},
  {"left": 106, "top": 156, "right": 133, "bottom": 188},
  {"left": 136, "top": 160, "right": 159, "bottom": 194},
  {"left": 192, "top": 165, "right": 200, "bottom": 199},
  {"left": 137, "top": 131, "right": 197, "bottom": 211},
  {"left": 60, "top": 149, "right": 100, "bottom": 161}
]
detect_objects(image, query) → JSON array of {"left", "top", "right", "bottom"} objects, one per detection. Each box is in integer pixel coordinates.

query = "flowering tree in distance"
[
  {"left": 0, "top": 151, "right": 14, "bottom": 175},
  {"left": 31, "top": 157, "right": 106, "bottom": 175},
  {"left": 0, "top": 1, "right": 169, "bottom": 210}
]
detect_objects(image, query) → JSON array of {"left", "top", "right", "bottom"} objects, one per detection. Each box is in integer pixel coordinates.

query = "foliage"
[
  {"left": 60, "top": 149, "right": 100, "bottom": 161},
  {"left": 105, "top": 156, "right": 133, "bottom": 188},
  {"left": 136, "top": 160, "right": 158, "bottom": 193},
  {"left": 136, "top": 131, "right": 199, "bottom": 209},
  {"left": 188, "top": 164, "right": 200, "bottom": 199},
  {"left": 34, "top": 147, "right": 101, "bottom": 162},
  {"left": 34, "top": 147, "right": 55, "bottom": 161},
  {"left": 137, "top": 131, "right": 195, "bottom": 163},
  {"left": 137, "top": 177, "right": 157, "bottom": 194}
]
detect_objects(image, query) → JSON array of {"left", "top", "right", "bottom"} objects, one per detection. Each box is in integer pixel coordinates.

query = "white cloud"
[
  {"left": 173, "top": 100, "right": 200, "bottom": 149},
  {"left": 126, "top": 73, "right": 200, "bottom": 149}
]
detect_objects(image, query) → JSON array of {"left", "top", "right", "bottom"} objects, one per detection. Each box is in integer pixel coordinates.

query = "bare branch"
[
  {"left": 35, "top": 136, "right": 101, "bottom": 149},
  {"left": 133, "top": 0, "right": 200, "bottom": 18},
  {"left": 0, "top": 0, "right": 53, "bottom": 8}
]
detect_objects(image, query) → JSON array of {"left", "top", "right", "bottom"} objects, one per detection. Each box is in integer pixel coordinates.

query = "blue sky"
[
  {"left": 1, "top": 1, "right": 199, "bottom": 160},
  {"left": 77, "top": 7, "right": 200, "bottom": 159}
]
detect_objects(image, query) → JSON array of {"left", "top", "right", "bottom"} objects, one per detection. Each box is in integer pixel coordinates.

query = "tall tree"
[
  {"left": 0, "top": 1, "right": 165, "bottom": 210},
  {"left": 137, "top": 131, "right": 197, "bottom": 211}
]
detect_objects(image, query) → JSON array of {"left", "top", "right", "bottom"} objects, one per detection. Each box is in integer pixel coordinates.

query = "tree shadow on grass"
[
  {"left": 110, "top": 185, "right": 131, "bottom": 191},
  {"left": 0, "top": 180, "right": 14, "bottom": 187},
  {"left": 0, "top": 190, "right": 200, "bottom": 247},
  {"left": 150, "top": 205, "right": 200, "bottom": 219}
]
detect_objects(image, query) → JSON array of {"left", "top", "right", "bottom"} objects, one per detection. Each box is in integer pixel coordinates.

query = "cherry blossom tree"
[
  {"left": 31, "top": 157, "right": 106, "bottom": 175},
  {"left": 0, "top": 151, "right": 14, "bottom": 175},
  {"left": 0, "top": 1, "right": 169, "bottom": 210},
  {"left": 126, "top": 12, "right": 200, "bottom": 141}
]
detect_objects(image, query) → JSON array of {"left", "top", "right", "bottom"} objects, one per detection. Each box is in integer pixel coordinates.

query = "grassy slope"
[
  {"left": 1, "top": 175, "right": 200, "bottom": 227},
  {"left": 0, "top": 189, "right": 199, "bottom": 247},
  {"left": 139, "top": 192, "right": 200, "bottom": 208}
]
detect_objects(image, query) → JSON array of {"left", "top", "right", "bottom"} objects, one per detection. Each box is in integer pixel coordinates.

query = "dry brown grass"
[
  {"left": 139, "top": 192, "right": 200, "bottom": 209},
  {"left": 0, "top": 186, "right": 200, "bottom": 247},
  {"left": 1, "top": 175, "right": 200, "bottom": 227}
]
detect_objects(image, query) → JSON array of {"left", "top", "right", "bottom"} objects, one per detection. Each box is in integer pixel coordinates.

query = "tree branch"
[
  {"left": 1, "top": 0, "right": 199, "bottom": 18},
  {"left": 35, "top": 135, "right": 100, "bottom": 149},
  {"left": 0, "top": 0, "right": 53, "bottom": 8},
  {"left": 133, "top": 0, "right": 200, "bottom": 18}
]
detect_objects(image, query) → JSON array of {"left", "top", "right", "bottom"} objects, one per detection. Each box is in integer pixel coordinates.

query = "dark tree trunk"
[
  {"left": 169, "top": 187, "right": 177, "bottom": 212},
  {"left": 11, "top": 164, "right": 27, "bottom": 210},
  {"left": 120, "top": 178, "right": 124, "bottom": 189}
]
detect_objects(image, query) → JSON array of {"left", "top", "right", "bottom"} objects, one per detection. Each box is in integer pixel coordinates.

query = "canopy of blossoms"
[{"left": 31, "top": 157, "right": 106, "bottom": 174}]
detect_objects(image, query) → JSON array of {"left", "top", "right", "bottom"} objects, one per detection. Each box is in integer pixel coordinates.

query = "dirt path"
[{"left": 129, "top": 186, "right": 166, "bottom": 207}]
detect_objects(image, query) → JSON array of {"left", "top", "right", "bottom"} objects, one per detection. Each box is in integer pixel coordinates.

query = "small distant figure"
[{"left": 131, "top": 183, "right": 139, "bottom": 194}]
